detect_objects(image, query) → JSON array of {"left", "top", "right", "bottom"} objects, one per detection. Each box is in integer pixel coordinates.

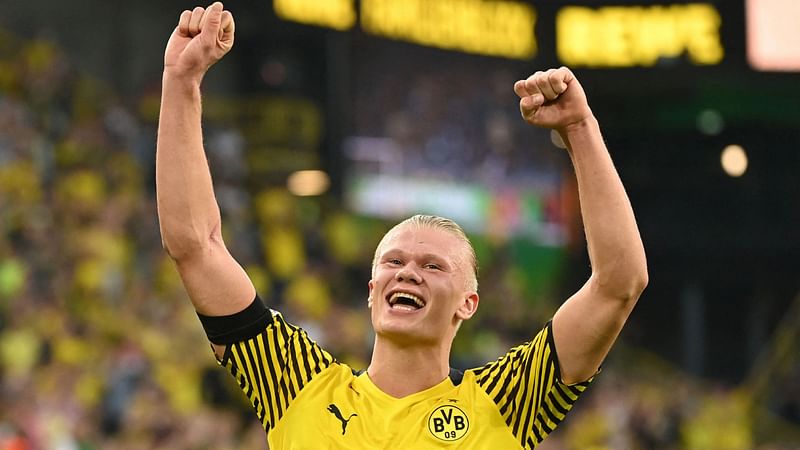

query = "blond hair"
[{"left": 372, "top": 214, "right": 479, "bottom": 291}]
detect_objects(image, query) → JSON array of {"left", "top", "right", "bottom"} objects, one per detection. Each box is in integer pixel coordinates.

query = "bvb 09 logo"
[{"left": 428, "top": 405, "right": 469, "bottom": 441}]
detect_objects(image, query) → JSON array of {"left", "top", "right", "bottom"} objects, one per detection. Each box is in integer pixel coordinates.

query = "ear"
[
  {"left": 455, "top": 291, "right": 479, "bottom": 321},
  {"left": 367, "top": 280, "right": 375, "bottom": 308}
]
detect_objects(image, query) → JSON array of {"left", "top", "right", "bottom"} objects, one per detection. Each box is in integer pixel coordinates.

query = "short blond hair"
[{"left": 372, "top": 214, "right": 479, "bottom": 291}]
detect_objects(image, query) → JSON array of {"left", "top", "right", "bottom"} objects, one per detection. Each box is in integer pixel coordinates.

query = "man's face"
[{"left": 368, "top": 225, "right": 478, "bottom": 345}]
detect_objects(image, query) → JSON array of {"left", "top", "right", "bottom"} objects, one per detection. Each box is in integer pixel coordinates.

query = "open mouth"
[{"left": 387, "top": 292, "right": 426, "bottom": 311}]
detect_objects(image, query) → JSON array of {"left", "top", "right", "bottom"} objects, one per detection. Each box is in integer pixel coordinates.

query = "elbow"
[
  {"left": 594, "top": 262, "right": 649, "bottom": 305},
  {"left": 159, "top": 222, "right": 222, "bottom": 262},
  {"left": 161, "top": 233, "right": 208, "bottom": 261},
  {"left": 632, "top": 251, "right": 649, "bottom": 298},
  {"left": 630, "top": 267, "right": 649, "bottom": 301}
]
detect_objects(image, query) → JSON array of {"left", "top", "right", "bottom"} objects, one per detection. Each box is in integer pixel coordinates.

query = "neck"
[{"left": 367, "top": 335, "right": 452, "bottom": 398}]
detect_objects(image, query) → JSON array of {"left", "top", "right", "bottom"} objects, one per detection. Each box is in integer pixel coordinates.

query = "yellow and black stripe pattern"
[
  {"left": 469, "top": 322, "right": 591, "bottom": 449},
  {"left": 220, "top": 310, "right": 335, "bottom": 431}
]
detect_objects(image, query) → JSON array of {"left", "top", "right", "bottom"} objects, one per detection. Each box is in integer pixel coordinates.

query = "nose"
[{"left": 395, "top": 263, "right": 422, "bottom": 284}]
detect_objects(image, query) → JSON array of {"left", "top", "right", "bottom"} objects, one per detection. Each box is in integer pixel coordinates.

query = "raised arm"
[
  {"left": 156, "top": 2, "right": 254, "bottom": 318},
  {"left": 514, "top": 67, "right": 648, "bottom": 384}
]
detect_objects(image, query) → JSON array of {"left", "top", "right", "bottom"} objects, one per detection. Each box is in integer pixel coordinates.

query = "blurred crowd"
[
  {"left": 0, "top": 30, "right": 798, "bottom": 449},
  {"left": 352, "top": 55, "right": 563, "bottom": 187}
]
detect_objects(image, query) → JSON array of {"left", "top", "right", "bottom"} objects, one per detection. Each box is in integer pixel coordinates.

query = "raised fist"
[
  {"left": 163, "top": 2, "right": 235, "bottom": 81},
  {"left": 514, "top": 67, "right": 592, "bottom": 132}
]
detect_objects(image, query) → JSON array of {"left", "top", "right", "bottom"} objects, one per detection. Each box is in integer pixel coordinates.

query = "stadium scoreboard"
[
  {"left": 361, "top": 0, "right": 537, "bottom": 59},
  {"left": 556, "top": 4, "right": 723, "bottom": 67},
  {"left": 272, "top": 0, "right": 727, "bottom": 67}
]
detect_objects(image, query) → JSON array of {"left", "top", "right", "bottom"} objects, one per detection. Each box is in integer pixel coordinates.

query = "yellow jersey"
[{"left": 200, "top": 297, "right": 592, "bottom": 449}]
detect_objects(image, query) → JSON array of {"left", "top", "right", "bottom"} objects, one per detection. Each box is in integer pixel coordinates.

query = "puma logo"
[{"left": 327, "top": 404, "right": 357, "bottom": 435}]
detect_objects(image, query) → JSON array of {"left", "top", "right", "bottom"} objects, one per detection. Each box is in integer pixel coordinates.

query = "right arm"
[
  {"left": 157, "top": 6, "right": 336, "bottom": 434},
  {"left": 156, "top": 2, "right": 254, "bottom": 325}
]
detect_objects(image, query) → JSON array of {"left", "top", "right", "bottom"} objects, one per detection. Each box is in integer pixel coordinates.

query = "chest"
[{"left": 268, "top": 372, "right": 520, "bottom": 449}]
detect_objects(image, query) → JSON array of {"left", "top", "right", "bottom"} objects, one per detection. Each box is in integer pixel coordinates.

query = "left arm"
[{"left": 514, "top": 67, "right": 648, "bottom": 384}]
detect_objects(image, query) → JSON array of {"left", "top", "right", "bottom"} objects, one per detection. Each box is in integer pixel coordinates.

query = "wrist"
[
  {"left": 162, "top": 67, "right": 204, "bottom": 91},
  {"left": 558, "top": 114, "right": 598, "bottom": 141}
]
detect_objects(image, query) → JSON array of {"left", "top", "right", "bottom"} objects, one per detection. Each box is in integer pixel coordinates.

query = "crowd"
[
  {"left": 0, "top": 30, "right": 798, "bottom": 449},
  {"left": 353, "top": 65, "right": 562, "bottom": 186}
]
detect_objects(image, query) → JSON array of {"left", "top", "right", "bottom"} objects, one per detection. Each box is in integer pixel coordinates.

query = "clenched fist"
[
  {"left": 514, "top": 67, "right": 592, "bottom": 132},
  {"left": 163, "top": 2, "right": 235, "bottom": 81}
]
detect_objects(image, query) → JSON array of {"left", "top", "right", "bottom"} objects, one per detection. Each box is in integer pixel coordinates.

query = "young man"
[{"left": 156, "top": 3, "right": 648, "bottom": 448}]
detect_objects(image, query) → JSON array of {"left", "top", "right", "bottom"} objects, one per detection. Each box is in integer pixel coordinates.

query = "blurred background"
[{"left": 0, "top": 0, "right": 798, "bottom": 448}]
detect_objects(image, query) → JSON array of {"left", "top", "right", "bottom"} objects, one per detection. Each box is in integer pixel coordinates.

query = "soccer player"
[{"left": 156, "top": 3, "right": 648, "bottom": 448}]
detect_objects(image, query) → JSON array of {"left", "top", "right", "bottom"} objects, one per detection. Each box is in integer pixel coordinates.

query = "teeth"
[
  {"left": 389, "top": 292, "right": 424, "bottom": 308},
  {"left": 392, "top": 304, "right": 417, "bottom": 311}
]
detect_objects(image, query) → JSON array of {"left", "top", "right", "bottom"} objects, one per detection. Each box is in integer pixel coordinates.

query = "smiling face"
[{"left": 368, "top": 223, "right": 479, "bottom": 347}]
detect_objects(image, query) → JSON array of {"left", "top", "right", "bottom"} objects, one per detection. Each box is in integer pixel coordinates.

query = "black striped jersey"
[{"left": 200, "top": 297, "right": 593, "bottom": 449}]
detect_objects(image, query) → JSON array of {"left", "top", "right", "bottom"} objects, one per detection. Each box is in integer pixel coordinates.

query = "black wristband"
[{"left": 197, "top": 296, "right": 271, "bottom": 345}]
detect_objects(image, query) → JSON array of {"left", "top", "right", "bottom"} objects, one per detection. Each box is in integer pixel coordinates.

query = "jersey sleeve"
[
  {"left": 469, "top": 321, "right": 593, "bottom": 449},
  {"left": 197, "top": 296, "right": 335, "bottom": 432}
]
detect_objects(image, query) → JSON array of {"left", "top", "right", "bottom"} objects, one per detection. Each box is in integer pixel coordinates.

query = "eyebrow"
[{"left": 381, "top": 249, "right": 453, "bottom": 269}]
